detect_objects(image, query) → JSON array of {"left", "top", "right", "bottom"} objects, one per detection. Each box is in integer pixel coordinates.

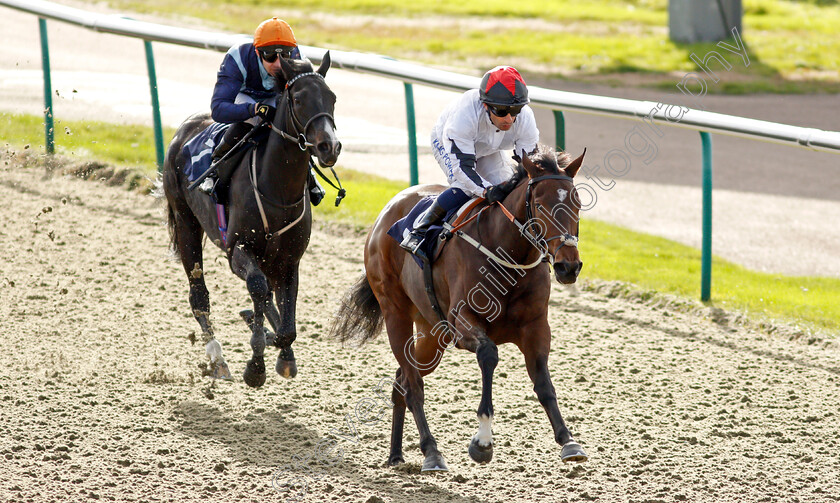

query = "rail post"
[
  {"left": 553, "top": 110, "right": 565, "bottom": 151},
  {"left": 38, "top": 17, "right": 54, "bottom": 154},
  {"left": 143, "top": 39, "right": 165, "bottom": 170},
  {"left": 700, "top": 131, "right": 713, "bottom": 301},
  {"left": 403, "top": 82, "right": 419, "bottom": 186}
]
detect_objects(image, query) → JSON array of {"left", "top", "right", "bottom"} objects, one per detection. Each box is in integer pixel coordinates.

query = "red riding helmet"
[{"left": 479, "top": 66, "right": 529, "bottom": 106}]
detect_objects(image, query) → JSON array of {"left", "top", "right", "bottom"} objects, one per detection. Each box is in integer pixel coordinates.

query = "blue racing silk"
[{"left": 210, "top": 42, "right": 302, "bottom": 124}]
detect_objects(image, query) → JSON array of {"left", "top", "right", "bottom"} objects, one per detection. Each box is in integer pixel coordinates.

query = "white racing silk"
[{"left": 430, "top": 89, "right": 539, "bottom": 197}]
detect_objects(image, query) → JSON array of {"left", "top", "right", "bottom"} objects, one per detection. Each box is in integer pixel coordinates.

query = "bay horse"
[
  {"left": 330, "top": 145, "right": 588, "bottom": 471},
  {"left": 163, "top": 54, "right": 340, "bottom": 388}
]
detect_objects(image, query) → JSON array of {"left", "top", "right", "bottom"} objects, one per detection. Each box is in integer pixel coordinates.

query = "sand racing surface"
[{"left": 1, "top": 162, "right": 839, "bottom": 503}]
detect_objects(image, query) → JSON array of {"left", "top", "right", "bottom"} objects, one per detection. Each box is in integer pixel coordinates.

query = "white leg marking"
[
  {"left": 205, "top": 338, "right": 223, "bottom": 363},
  {"left": 473, "top": 414, "right": 493, "bottom": 447}
]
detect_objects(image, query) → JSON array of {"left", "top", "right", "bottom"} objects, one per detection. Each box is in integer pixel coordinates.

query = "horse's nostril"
[{"left": 554, "top": 261, "right": 582, "bottom": 278}]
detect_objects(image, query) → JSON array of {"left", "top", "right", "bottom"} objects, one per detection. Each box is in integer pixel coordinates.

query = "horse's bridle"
[
  {"left": 521, "top": 174, "right": 580, "bottom": 264},
  {"left": 267, "top": 71, "right": 336, "bottom": 154}
]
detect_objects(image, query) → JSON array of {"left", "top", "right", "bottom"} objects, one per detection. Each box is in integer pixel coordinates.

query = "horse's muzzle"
[
  {"left": 316, "top": 140, "right": 341, "bottom": 167},
  {"left": 553, "top": 260, "right": 582, "bottom": 284}
]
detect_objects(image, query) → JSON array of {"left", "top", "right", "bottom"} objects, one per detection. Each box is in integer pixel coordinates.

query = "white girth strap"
[{"left": 250, "top": 150, "right": 306, "bottom": 239}]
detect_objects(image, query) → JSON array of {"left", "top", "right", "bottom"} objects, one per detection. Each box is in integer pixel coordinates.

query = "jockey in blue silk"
[
  {"left": 400, "top": 66, "right": 539, "bottom": 255},
  {"left": 200, "top": 17, "right": 325, "bottom": 205}
]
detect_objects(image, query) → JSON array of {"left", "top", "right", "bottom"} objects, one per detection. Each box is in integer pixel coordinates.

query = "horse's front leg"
[
  {"left": 453, "top": 315, "right": 498, "bottom": 464},
  {"left": 271, "top": 263, "right": 300, "bottom": 378},
  {"left": 229, "top": 247, "right": 271, "bottom": 388},
  {"left": 518, "top": 320, "right": 588, "bottom": 463}
]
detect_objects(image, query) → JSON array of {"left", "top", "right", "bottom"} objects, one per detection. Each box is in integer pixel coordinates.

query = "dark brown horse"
[
  {"left": 163, "top": 54, "right": 340, "bottom": 388},
  {"left": 330, "top": 145, "right": 588, "bottom": 471}
]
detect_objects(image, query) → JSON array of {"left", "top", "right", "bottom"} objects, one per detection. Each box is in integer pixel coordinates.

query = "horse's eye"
[{"left": 294, "top": 98, "right": 301, "bottom": 105}]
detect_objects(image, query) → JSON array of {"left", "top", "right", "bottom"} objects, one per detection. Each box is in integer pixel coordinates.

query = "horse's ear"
[
  {"left": 317, "top": 51, "right": 331, "bottom": 77},
  {"left": 278, "top": 56, "right": 295, "bottom": 82},
  {"left": 565, "top": 148, "right": 586, "bottom": 178},
  {"left": 521, "top": 148, "right": 539, "bottom": 178}
]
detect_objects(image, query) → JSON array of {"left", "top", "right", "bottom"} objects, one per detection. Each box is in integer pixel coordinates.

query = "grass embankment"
[
  {"left": 4, "top": 113, "right": 838, "bottom": 335},
  {"left": 81, "top": 0, "right": 840, "bottom": 93}
]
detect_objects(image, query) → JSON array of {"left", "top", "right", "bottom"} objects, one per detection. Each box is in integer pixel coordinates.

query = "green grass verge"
[
  {"left": 1, "top": 112, "right": 175, "bottom": 173},
  {"left": 3, "top": 113, "right": 838, "bottom": 334},
  {"left": 78, "top": 0, "right": 840, "bottom": 93},
  {"left": 583, "top": 220, "right": 840, "bottom": 333}
]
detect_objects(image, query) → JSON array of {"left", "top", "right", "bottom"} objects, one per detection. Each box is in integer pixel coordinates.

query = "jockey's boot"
[
  {"left": 308, "top": 160, "right": 326, "bottom": 206},
  {"left": 199, "top": 122, "right": 253, "bottom": 197},
  {"left": 400, "top": 199, "right": 448, "bottom": 256}
]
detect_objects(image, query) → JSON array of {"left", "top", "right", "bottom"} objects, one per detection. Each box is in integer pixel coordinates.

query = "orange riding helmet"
[{"left": 253, "top": 17, "right": 297, "bottom": 49}]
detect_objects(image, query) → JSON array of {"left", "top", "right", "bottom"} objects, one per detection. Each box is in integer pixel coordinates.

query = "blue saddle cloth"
[
  {"left": 182, "top": 122, "right": 230, "bottom": 183},
  {"left": 387, "top": 196, "right": 461, "bottom": 269}
]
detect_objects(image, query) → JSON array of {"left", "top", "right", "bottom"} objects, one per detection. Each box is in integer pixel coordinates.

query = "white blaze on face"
[{"left": 557, "top": 188, "right": 568, "bottom": 201}]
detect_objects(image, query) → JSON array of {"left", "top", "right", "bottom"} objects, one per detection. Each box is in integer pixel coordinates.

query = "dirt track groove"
[{"left": 1, "top": 164, "right": 839, "bottom": 503}]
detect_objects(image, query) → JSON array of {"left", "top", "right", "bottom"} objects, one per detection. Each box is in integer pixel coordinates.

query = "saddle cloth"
[
  {"left": 387, "top": 196, "right": 479, "bottom": 269},
  {"left": 182, "top": 122, "right": 230, "bottom": 184}
]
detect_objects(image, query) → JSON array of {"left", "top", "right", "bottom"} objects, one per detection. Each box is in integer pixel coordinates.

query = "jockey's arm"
[
  {"left": 446, "top": 136, "right": 490, "bottom": 198},
  {"left": 210, "top": 53, "right": 254, "bottom": 123}
]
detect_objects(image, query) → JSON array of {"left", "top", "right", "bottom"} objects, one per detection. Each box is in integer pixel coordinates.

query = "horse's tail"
[
  {"left": 165, "top": 200, "right": 178, "bottom": 255},
  {"left": 329, "top": 274, "right": 383, "bottom": 345}
]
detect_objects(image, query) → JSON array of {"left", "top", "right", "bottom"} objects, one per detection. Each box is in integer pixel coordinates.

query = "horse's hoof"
[
  {"left": 243, "top": 357, "right": 266, "bottom": 388},
  {"left": 561, "top": 441, "right": 588, "bottom": 463},
  {"left": 387, "top": 454, "right": 405, "bottom": 466},
  {"left": 468, "top": 437, "right": 493, "bottom": 464},
  {"left": 421, "top": 453, "right": 448, "bottom": 472},
  {"left": 210, "top": 360, "right": 233, "bottom": 380},
  {"left": 276, "top": 356, "right": 298, "bottom": 379},
  {"left": 239, "top": 309, "right": 255, "bottom": 326}
]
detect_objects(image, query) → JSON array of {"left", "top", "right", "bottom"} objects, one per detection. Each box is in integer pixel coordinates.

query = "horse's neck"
[
  {"left": 258, "top": 120, "right": 309, "bottom": 202},
  {"left": 483, "top": 183, "right": 543, "bottom": 264}
]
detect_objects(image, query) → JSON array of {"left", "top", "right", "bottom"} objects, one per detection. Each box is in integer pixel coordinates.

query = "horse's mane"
[
  {"left": 273, "top": 59, "right": 316, "bottom": 94},
  {"left": 508, "top": 144, "right": 573, "bottom": 185}
]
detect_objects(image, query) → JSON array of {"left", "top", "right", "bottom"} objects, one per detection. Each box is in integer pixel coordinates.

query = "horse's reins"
[{"left": 445, "top": 174, "right": 578, "bottom": 270}]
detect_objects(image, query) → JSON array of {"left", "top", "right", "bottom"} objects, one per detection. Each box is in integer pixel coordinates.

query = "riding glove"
[
  {"left": 253, "top": 103, "right": 277, "bottom": 122},
  {"left": 483, "top": 185, "right": 507, "bottom": 204}
]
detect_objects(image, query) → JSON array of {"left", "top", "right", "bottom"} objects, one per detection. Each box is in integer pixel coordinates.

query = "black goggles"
[
  {"left": 487, "top": 104, "right": 524, "bottom": 117},
  {"left": 259, "top": 48, "right": 293, "bottom": 63}
]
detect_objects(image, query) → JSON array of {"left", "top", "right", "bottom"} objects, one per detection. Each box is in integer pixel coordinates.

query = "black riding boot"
[
  {"left": 308, "top": 160, "right": 325, "bottom": 206},
  {"left": 199, "top": 122, "right": 253, "bottom": 198},
  {"left": 400, "top": 199, "right": 448, "bottom": 256}
]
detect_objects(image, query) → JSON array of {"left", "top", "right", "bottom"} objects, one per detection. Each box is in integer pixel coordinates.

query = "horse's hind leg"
[
  {"left": 390, "top": 315, "right": 448, "bottom": 472},
  {"left": 387, "top": 367, "right": 406, "bottom": 466},
  {"left": 172, "top": 208, "right": 231, "bottom": 379},
  {"left": 229, "top": 247, "right": 271, "bottom": 388},
  {"left": 519, "top": 321, "right": 588, "bottom": 463}
]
